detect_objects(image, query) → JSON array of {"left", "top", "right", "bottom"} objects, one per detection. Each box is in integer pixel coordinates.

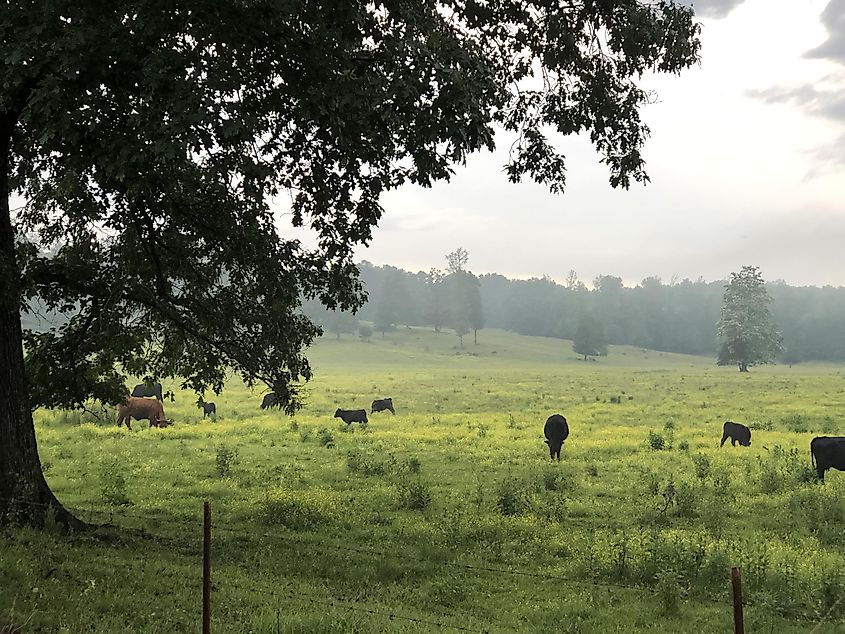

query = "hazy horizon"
[{"left": 355, "top": 257, "right": 845, "bottom": 290}]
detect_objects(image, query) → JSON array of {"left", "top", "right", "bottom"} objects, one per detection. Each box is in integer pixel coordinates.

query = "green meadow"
[{"left": 2, "top": 328, "right": 844, "bottom": 632}]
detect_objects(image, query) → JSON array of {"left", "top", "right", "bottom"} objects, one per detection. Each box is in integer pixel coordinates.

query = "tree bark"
[
  {"left": 739, "top": 362, "right": 748, "bottom": 372},
  {"left": 0, "top": 117, "right": 83, "bottom": 529}
]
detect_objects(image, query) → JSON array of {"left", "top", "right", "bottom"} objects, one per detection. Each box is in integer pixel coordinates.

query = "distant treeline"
[{"left": 303, "top": 262, "right": 845, "bottom": 363}]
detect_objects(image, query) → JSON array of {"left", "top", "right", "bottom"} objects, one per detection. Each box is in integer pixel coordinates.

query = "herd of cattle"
[{"left": 117, "top": 383, "right": 844, "bottom": 482}]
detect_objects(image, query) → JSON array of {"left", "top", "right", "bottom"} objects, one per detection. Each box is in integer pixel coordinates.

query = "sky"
[{"left": 314, "top": 0, "right": 845, "bottom": 288}]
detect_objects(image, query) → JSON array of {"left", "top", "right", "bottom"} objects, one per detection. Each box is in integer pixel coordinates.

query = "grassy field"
[{"left": 2, "top": 327, "right": 845, "bottom": 632}]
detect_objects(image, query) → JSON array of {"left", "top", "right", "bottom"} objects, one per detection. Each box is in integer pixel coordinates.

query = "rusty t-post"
[
  {"left": 203, "top": 501, "right": 211, "bottom": 634},
  {"left": 731, "top": 566, "right": 744, "bottom": 634}
]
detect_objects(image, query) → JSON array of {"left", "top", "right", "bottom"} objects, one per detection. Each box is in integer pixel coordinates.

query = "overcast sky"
[{"left": 324, "top": 0, "right": 845, "bottom": 288}]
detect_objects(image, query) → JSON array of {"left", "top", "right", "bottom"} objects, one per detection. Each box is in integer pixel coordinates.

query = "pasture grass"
[{"left": 2, "top": 327, "right": 845, "bottom": 632}]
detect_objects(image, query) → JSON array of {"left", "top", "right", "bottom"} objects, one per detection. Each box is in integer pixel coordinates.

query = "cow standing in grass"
[
  {"left": 811, "top": 437, "right": 845, "bottom": 482},
  {"left": 720, "top": 421, "right": 751, "bottom": 447},
  {"left": 335, "top": 408, "right": 368, "bottom": 425},
  {"left": 371, "top": 398, "right": 395, "bottom": 415},
  {"left": 544, "top": 414, "right": 569, "bottom": 461},
  {"left": 117, "top": 397, "right": 169, "bottom": 430},
  {"left": 131, "top": 381, "right": 163, "bottom": 401}
]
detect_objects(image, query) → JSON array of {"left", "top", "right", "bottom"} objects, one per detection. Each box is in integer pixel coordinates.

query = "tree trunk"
[
  {"left": 0, "top": 118, "right": 83, "bottom": 529},
  {"left": 739, "top": 362, "right": 748, "bottom": 372},
  {"left": 474, "top": 329, "right": 477, "bottom": 345}
]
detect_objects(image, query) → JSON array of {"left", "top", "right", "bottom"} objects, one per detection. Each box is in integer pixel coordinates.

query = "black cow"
[
  {"left": 132, "top": 381, "right": 163, "bottom": 401},
  {"left": 720, "top": 421, "right": 751, "bottom": 447},
  {"left": 544, "top": 414, "right": 569, "bottom": 461},
  {"left": 261, "top": 393, "right": 278, "bottom": 410},
  {"left": 811, "top": 437, "right": 845, "bottom": 482},
  {"left": 335, "top": 408, "right": 368, "bottom": 425},
  {"left": 371, "top": 398, "right": 395, "bottom": 415},
  {"left": 198, "top": 401, "right": 216, "bottom": 418}
]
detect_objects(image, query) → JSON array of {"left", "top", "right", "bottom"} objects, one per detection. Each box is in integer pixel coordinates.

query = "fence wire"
[{"left": 1, "top": 495, "right": 842, "bottom": 630}]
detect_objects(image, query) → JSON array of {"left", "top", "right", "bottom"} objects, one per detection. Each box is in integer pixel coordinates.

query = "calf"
[
  {"left": 811, "top": 437, "right": 845, "bottom": 482},
  {"left": 198, "top": 401, "right": 216, "bottom": 418},
  {"left": 371, "top": 398, "right": 395, "bottom": 415},
  {"left": 544, "top": 414, "right": 570, "bottom": 461},
  {"left": 334, "top": 408, "right": 368, "bottom": 425},
  {"left": 720, "top": 421, "right": 751, "bottom": 447}
]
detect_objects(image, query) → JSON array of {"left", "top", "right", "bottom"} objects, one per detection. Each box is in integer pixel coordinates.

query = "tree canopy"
[
  {"left": 716, "top": 266, "right": 784, "bottom": 372},
  {"left": 1, "top": 1, "right": 700, "bottom": 524},
  {"left": 573, "top": 314, "right": 608, "bottom": 360}
]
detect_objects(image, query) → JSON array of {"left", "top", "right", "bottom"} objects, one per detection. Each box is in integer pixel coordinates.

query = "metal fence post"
[
  {"left": 203, "top": 501, "right": 211, "bottom": 634},
  {"left": 731, "top": 566, "right": 744, "bottom": 634}
]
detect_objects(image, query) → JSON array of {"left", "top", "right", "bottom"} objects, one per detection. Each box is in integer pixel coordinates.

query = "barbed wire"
[
  {"left": 218, "top": 577, "right": 496, "bottom": 633},
  {"left": 1, "top": 496, "right": 840, "bottom": 625}
]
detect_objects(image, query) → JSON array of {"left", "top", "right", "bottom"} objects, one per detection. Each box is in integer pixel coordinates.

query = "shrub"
[
  {"left": 782, "top": 413, "right": 809, "bottom": 433},
  {"left": 346, "top": 451, "right": 386, "bottom": 476},
  {"left": 317, "top": 427, "right": 334, "bottom": 448},
  {"left": 648, "top": 431, "right": 666, "bottom": 451},
  {"left": 655, "top": 569, "right": 686, "bottom": 616},
  {"left": 495, "top": 477, "right": 532, "bottom": 516},
  {"left": 397, "top": 480, "right": 432, "bottom": 511},
  {"left": 678, "top": 440, "right": 689, "bottom": 451},
  {"left": 216, "top": 444, "right": 239, "bottom": 477},
  {"left": 100, "top": 458, "right": 131, "bottom": 506},
  {"left": 692, "top": 453, "right": 710, "bottom": 480},
  {"left": 406, "top": 457, "right": 421, "bottom": 474},
  {"left": 260, "top": 487, "right": 338, "bottom": 529}
]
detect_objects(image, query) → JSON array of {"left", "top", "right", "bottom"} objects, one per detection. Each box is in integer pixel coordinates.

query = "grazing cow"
[
  {"left": 131, "top": 381, "right": 163, "bottom": 401},
  {"left": 811, "top": 437, "right": 845, "bottom": 482},
  {"left": 260, "top": 393, "right": 278, "bottom": 410},
  {"left": 117, "top": 397, "right": 169, "bottom": 430},
  {"left": 371, "top": 398, "right": 395, "bottom": 415},
  {"left": 720, "top": 421, "right": 751, "bottom": 447},
  {"left": 544, "top": 414, "right": 570, "bottom": 461},
  {"left": 334, "top": 408, "right": 368, "bottom": 425},
  {"left": 198, "top": 401, "right": 216, "bottom": 418}
]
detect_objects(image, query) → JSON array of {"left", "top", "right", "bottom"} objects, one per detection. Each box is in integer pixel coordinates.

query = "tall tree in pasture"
[
  {"left": 424, "top": 268, "right": 448, "bottom": 332},
  {"left": 716, "top": 266, "right": 783, "bottom": 372},
  {"left": 445, "top": 270, "right": 482, "bottom": 347},
  {"left": 443, "top": 248, "right": 482, "bottom": 346},
  {"left": 468, "top": 275, "right": 484, "bottom": 345},
  {"left": 573, "top": 314, "right": 608, "bottom": 361},
  {"left": 1, "top": 2, "right": 700, "bottom": 526},
  {"left": 327, "top": 310, "right": 359, "bottom": 340}
]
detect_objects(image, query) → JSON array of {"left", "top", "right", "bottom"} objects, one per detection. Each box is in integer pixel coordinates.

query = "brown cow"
[{"left": 117, "top": 397, "right": 170, "bottom": 430}]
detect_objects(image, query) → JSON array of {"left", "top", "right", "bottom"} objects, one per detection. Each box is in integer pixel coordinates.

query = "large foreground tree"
[
  {"left": 1, "top": 1, "right": 700, "bottom": 526},
  {"left": 717, "top": 266, "right": 784, "bottom": 372}
]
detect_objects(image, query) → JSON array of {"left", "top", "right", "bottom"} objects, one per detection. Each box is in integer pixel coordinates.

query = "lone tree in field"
[
  {"left": 1, "top": 2, "right": 700, "bottom": 526},
  {"left": 573, "top": 314, "right": 608, "bottom": 361},
  {"left": 717, "top": 266, "right": 784, "bottom": 372},
  {"left": 444, "top": 248, "right": 482, "bottom": 347}
]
